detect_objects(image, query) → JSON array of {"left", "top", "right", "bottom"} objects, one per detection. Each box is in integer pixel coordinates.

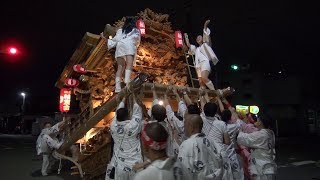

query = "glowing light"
[
  {"left": 158, "top": 100, "right": 164, "bottom": 106},
  {"left": 231, "top": 64, "right": 239, "bottom": 71},
  {"left": 108, "top": 36, "right": 112, "bottom": 39},
  {"left": 9, "top": 47, "right": 17, "bottom": 55},
  {"left": 249, "top": 106, "right": 260, "bottom": 114},
  {"left": 20, "top": 92, "right": 26, "bottom": 97},
  {"left": 59, "top": 88, "right": 72, "bottom": 112}
]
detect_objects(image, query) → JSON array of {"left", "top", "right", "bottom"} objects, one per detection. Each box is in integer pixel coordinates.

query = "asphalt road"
[
  {"left": 0, "top": 134, "right": 80, "bottom": 180},
  {"left": 0, "top": 134, "right": 319, "bottom": 180}
]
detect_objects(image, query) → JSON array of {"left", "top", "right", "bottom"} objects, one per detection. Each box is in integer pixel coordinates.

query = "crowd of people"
[
  {"left": 104, "top": 85, "right": 277, "bottom": 180},
  {"left": 36, "top": 16, "right": 277, "bottom": 180}
]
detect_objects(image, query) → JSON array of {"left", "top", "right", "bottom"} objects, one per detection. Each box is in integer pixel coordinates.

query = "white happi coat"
[
  {"left": 166, "top": 103, "right": 185, "bottom": 155},
  {"left": 108, "top": 28, "right": 140, "bottom": 65},
  {"left": 178, "top": 133, "right": 222, "bottom": 180},
  {"left": 133, "top": 158, "right": 184, "bottom": 180},
  {"left": 225, "top": 119, "right": 246, "bottom": 180},
  {"left": 227, "top": 119, "right": 245, "bottom": 150},
  {"left": 148, "top": 99, "right": 178, "bottom": 158},
  {"left": 36, "top": 122, "right": 61, "bottom": 155},
  {"left": 237, "top": 129, "right": 276, "bottom": 179},
  {"left": 188, "top": 28, "right": 219, "bottom": 76},
  {"left": 201, "top": 114, "right": 243, "bottom": 180},
  {"left": 201, "top": 113, "right": 227, "bottom": 152},
  {"left": 107, "top": 102, "right": 143, "bottom": 180}
]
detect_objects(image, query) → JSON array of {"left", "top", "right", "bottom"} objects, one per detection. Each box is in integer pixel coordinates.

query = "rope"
[{"left": 53, "top": 150, "right": 84, "bottom": 178}]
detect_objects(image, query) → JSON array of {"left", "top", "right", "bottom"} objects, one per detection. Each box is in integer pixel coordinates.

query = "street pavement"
[
  {"left": 0, "top": 134, "right": 80, "bottom": 180},
  {"left": 0, "top": 134, "right": 319, "bottom": 180}
]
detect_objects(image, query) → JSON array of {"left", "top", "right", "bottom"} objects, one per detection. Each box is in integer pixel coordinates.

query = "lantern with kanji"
[
  {"left": 175, "top": 31, "right": 183, "bottom": 48},
  {"left": 73, "top": 64, "right": 87, "bottom": 74},
  {"left": 59, "top": 88, "right": 72, "bottom": 113},
  {"left": 136, "top": 19, "right": 145, "bottom": 37},
  {"left": 65, "top": 78, "right": 80, "bottom": 87}
]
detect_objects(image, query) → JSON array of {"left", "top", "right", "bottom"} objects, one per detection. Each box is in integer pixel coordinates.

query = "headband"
[{"left": 141, "top": 125, "right": 167, "bottom": 150}]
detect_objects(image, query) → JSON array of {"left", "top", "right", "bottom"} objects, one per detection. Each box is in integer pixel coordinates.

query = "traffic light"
[
  {"left": 231, "top": 64, "right": 239, "bottom": 71},
  {"left": 8, "top": 47, "right": 18, "bottom": 55}
]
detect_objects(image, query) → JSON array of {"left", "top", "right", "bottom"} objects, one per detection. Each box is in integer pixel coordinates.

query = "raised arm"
[
  {"left": 221, "top": 97, "right": 239, "bottom": 120},
  {"left": 199, "top": 89, "right": 207, "bottom": 111},
  {"left": 151, "top": 84, "right": 159, "bottom": 105},
  {"left": 182, "top": 88, "right": 193, "bottom": 106},
  {"left": 131, "top": 93, "right": 142, "bottom": 122},
  {"left": 116, "top": 96, "right": 126, "bottom": 110},
  {"left": 105, "top": 28, "right": 123, "bottom": 50},
  {"left": 184, "top": 33, "right": 191, "bottom": 48},
  {"left": 204, "top": 20, "right": 210, "bottom": 30},
  {"left": 172, "top": 86, "right": 182, "bottom": 103},
  {"left": 202, "top": 20, "right": 212, "bottom": 45},
  {"left": 216, "top": 96, "right": 225, "bottom": 113}
]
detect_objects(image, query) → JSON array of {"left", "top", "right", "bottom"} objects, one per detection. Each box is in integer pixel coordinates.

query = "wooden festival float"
[{"left": 54, "top": 9, "right": 234, "bottom": 179}]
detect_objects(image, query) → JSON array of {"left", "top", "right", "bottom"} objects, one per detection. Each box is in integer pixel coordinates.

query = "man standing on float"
[
  {"left": 101, "top": 16, "right": 141, "bottom": 93},
  {"left": 184, "top": 20, "right": 219, "bottom": 90}
]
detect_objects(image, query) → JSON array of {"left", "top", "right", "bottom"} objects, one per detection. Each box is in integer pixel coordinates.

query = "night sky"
[{"left": 0, "top": 0, "right": 317, "bottom": 114}]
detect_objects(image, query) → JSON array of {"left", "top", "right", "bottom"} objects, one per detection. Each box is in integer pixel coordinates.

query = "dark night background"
[{"left": 0, "top": 0, "right": 317, "bottom": 114}]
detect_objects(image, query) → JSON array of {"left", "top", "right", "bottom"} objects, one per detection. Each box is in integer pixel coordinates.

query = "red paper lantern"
[
  {"left": 175, "top": 31, "right": 183, "bottom": 48},
  {"left": 73, "top": 64, "right": 87, "bottom": 73},
  {"left": 59, "top": 88, "right": 72, "bottom": 113},
  {"left": 65, "top": 78, "right": 80, "bottom": 87},
  {"left": 136, "top": 19, "right": 145, "bottom": 37}
]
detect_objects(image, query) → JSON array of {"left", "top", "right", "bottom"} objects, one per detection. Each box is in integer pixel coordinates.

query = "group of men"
[
  {"left": 35, "top": 17, "right": 276, "bottom": 180},
  {"left": 105, "top": 85, "right": 277, "bottom": 180}
]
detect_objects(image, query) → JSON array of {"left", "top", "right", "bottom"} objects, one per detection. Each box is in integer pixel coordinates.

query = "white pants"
[
  {"left": 196, "top": 59, "right": 211, "bottom": 78},
  {"left": 42, "top": 154, "right": 51, "bottom": 176}
]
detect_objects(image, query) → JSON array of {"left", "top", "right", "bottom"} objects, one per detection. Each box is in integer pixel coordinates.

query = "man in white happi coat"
[
  {"left": 237, "top": 114, "right": 276, "bottom": 180},
  {"left": 184, "top": 20, "right": 219, "bottom": 90},
  {"left": 163, "top": 86, "right": 187, "bottom": 153},
  {"left": 101, "top": 16, "right": 141, "bottom": 93},
  {"left": 200, "top": 102, "right": 230, "bottom": 152},
  {"left": 36, "top": 121, "right": 65, "bottom": 176},
  {"left": 178, "top": 114, "right": 222, "bottom": 180},
  {"left": 146, "top": 85, "right": 178, "bottom": 158},
  {"left": 134, "top": 122, "right": 184, "bottom": 180},
  {"left": 221, "top": 109, "right": 245, "bottom": 180},
  {"left": 105, "top": 94, "right": 143, "bottom": 180}
]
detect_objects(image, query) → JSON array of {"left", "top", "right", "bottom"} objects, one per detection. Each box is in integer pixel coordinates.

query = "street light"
[
  {"left": 231, "top": 64, "right": 239, "bottom": 71},
  {"left": 20, "top": 92, "right": 26, "bottom": 112}
]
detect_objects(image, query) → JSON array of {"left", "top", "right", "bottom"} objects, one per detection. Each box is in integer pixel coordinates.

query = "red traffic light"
[{"left": 8, "top": 47, "right": 17, "bottom": 55}]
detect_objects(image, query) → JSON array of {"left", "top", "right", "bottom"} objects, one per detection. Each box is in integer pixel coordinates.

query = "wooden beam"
[
  {"left": 141, "top": 82, "right": 234, "bottom": 98},
  {"left": 58, "top": 73, "right": 148, "bottom": 152}
]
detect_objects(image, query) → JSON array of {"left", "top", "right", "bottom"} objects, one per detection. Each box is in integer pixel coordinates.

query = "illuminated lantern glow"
[
  {"left": 73, "top": 64, "right": 87, "bottom": 73},
  {"left": 59, "top": 88, "right": 72, "bottom": 112},
  {"left": 175, "top": 31, "right": 183, "bottom": 48},
  {"left": 65, "top": 78, "right": 80, "bottom": 87},
  {"left": 249, "top": 106, "right": 260, "bottom": 114},
  {"left": 236, "top": 105, "right": 249, "bottom": 115},
  {"left": 136, "top": 19, "right": 146, "bottom": 37}
]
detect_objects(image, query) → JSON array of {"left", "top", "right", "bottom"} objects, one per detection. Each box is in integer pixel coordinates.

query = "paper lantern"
[
  {"left": 250, "top": 106, "right": 260, "bottom": 114},
  {"left": 175, "top": 31, "right": 183, "bottom": 48},
  {"left": 73, "top": 64, "right": 87, "bottom": 73},
  {"left": 59, "top": 88, "right": 72, "bottom": 113},
  {"left": 65, "top": 78, "right": 80, "bottom": 87},
  {"left": 136, "top": 19, "right": 145, "bottom": 37}
]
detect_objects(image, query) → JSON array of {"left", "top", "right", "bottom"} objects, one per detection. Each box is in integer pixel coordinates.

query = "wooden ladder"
[{"left": 185, "top": 53, "right": 200, "bottom": 88}]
